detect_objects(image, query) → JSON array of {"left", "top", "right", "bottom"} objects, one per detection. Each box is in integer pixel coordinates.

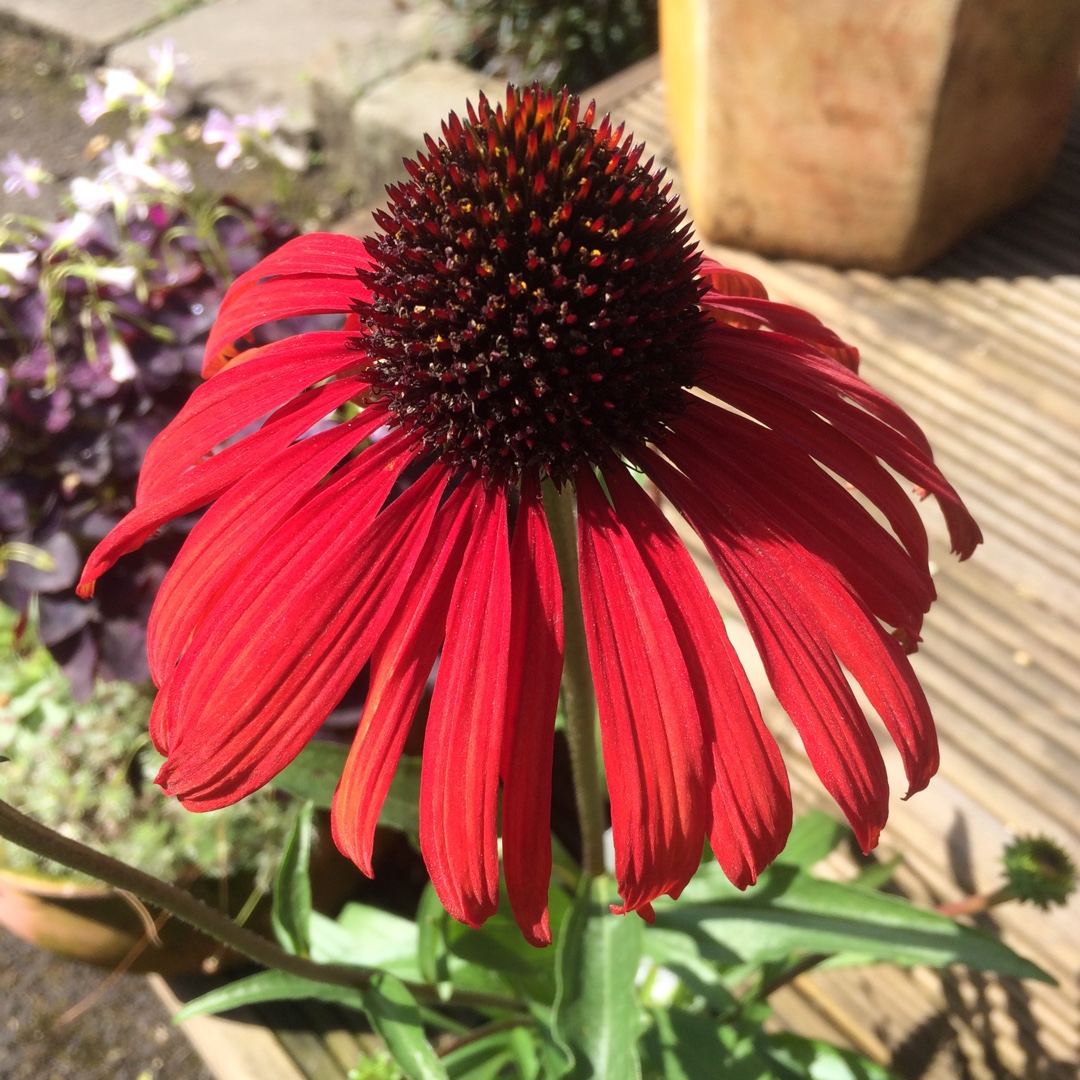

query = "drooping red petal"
[
  {"left": 420, "top": 478, "right": 513, "bottom": 928},
  {"left": 696, "top": 256, "right": 769, "bottom": 300},
  {"left": 604, "top": 461, "right": 791, "bottom": 888},
  {"left": 698, "top": 255, "right": 859, "bottom": 371},
  {"left": 794, "top": 566, "right": 939, "bottom": 797},
  {"left": 331, "top": 482, "right": 479, "bottom": 876},
  {"left": 699, "top": 357, "right": 932, "bottom": 570},
  {"left": 501, "top": 475, "right": 564, "bottom": 945},
  {"left": 139, "top": 330, "right": 365, "bottom": 504},
  {"left": 574, "top": 466, "right": 708, "bottom": 915},
  {"left": 204, "top": 233, "right": 375, "bottom": 374},
  {"left": 640, "top": 446, "right": 890, "bottom": 853},
  {"left": 660, "top": 414, "right": 939, "bottom": 798},
  {"left": 153, "top": 464, "right": 449, "bottom": 808},
  {"left": 146, "top": 406, "right": 395, "bottom": 685},
  {"left": 677, "top": 398, "right": 934, "bottom": 638},
  {"left": 698, "top": 324, "right": 983, "bottom": 560},
  {"left": 77, "top": 375, "right": 365, "bottom": 596}
]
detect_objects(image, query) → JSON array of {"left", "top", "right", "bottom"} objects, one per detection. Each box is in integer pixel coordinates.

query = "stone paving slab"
[
  {"left": 0, "top": 0, "right": 158, "bottom": 51},
  {"left": 316, "top": 57, "right": 505, "bottom": 212},
  {"left": 110, "top": 0, "right": 465, "bottom": 131}
]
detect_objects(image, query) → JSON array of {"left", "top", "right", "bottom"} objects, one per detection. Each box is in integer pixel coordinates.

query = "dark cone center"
[{"left": 357, "top": 84, "right": 706, "bottom": 482}]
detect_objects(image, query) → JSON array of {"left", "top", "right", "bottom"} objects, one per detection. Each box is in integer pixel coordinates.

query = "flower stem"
[
  {"left": 0, "top": 796, "right": 523, "bottom": 1014},
  {"left": 935, "top": 887, "right": 1012, "bottom": 917},
  {"left": 542, "top": 479, "right": 606, "bottom": 879}
]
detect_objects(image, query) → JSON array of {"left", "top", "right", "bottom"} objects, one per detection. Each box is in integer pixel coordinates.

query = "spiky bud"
[{"left": 1001, "top": 834, "right": 1077, "bottom": 911}]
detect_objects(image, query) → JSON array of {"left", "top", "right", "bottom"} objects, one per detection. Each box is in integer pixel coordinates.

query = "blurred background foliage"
[{"left": 450, "top": 0, "right": 658, "bottom": 90}]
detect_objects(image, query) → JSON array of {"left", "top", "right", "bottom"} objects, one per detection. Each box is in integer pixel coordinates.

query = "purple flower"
[
  {"left": 2, "top": 152, "right": 52, "bottom": 198},
  {"left": 202, "top": 108, "right": 243, "bottom": 169},
  {"left": 79, "top": 77, "right": 110, "bottom": 126}
]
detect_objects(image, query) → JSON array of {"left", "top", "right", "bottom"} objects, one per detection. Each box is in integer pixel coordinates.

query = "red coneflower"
[{"left": 79, "top": 86, "right": 981, "bottom": 946}]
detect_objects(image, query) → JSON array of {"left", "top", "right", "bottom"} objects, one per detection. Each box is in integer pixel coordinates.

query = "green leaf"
[
  {"left": 174, "top": 969, "right": 366, "bottom": 1022},
  {"left": 444, "top": 897, "right": 565, "bottom": 1006},
  {"left": 378, "top": 755, "right": 422, "bottom": 834},
  {"left": 310, "top": 906, "right": 421, "bottom": 981},
  {"left": 854, "top": 855, "right": 902, "bottom": 892},
  {"left": 417, "top": 883, "right": 455, "bottom": 998},
  {"left": 272, "top": 745, "right": 421, "bottom": 834},
  {"left": 442, "top": 1030, "right": 518, "bottom": 1080},
  {"left": 361, "top": 973, "right": 449, "bottom": 1080},
  {"left": 654, "top": 865, "right": 1052, "bottom": 982},
  {"left": 509, "top": 1025, "right": 542, "bottom": 1080},
  {"left": 552, "top": 874, "right": 643, "bottom": 1079},
  {"left": 755, "top": 1031, "right": 903, "bottom": 1079},
  {"left": 272, "top": 800, "right": 313, "bottom": 957},
  {"left": 640, "top": 1009, "right": 774, "bottom": 1080},
  {"left": 774, "top": 812, "right": 848, "bottom": 869},
  {"left": 269, "top": 741, "right": 347, "bottom": 809},
  {"left": 640, "top": 928, "right": 739, "bottom": 1014},
  {"left": 640, "top": 1008, "right": 726, "bottom": 1080}
]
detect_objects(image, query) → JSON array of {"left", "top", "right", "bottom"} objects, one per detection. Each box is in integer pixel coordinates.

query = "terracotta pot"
[
  {"left": 0, "top": 832, "right": 359, "bottom": 975},
  {"left": 660, "top": 0, "right": 1080, "bottom": 272}
]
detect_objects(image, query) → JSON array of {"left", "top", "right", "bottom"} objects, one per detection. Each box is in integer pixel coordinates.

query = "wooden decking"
[
  {"left": 158, "top": 58, "right": 1080, "bottom": 1080},
  {"left": 596, "top": 57, "right": 1080, "bottom": 1080}
]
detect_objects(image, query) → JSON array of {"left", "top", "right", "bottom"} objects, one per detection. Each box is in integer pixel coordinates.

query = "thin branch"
[{"left": 0, "top": 797, "right": 524, "bottom": 1014}]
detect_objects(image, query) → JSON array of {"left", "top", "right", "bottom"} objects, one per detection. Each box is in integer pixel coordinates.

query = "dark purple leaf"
[{"left": 38, "top": 592, "right": 96, "bottom": 646}]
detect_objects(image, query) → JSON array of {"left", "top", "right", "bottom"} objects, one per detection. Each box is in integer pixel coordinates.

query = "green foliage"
[
  {"left": 0, "top": 606, "right": 293, "bottom": 886},
  {"left": 552, "top": 875, "right": 643, "bottom": 1079},
  {"left": 175, "top": 809, "right": 1050, "bottom": 1080},
  {"left": 272, "top": 801, "right": 315, "bottom": 957},
  {"left": 449, "top": 0, "right": 658, "bottom": 90},
  {"left": 273, "top": 742, "right": 421, "bottom": 835}
]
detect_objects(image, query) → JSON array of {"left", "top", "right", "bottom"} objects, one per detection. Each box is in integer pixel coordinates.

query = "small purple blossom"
[
  {"left": 202, "top": 107, "right": 243, "bottom": 168},
  {"left": 0, "top": 251, "right": 37, "bottom": 298},
  {"left": 236, "top": 105, "right": 285, "bottom": 139},
  {"left": 2, "top": 153, "right": 52, "bottom": 199},
  {"left": 79, "top": 77, "right": 110, "bottom": 126}
]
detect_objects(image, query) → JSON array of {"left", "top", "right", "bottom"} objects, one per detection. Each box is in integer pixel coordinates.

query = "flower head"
[{"left": 79, "top": 86, "right": 981, "bottom": 944}]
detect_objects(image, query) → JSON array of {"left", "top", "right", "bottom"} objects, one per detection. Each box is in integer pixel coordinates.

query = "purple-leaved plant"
[{"left": 1, "top": 44, "right": 322, "bottom": 696}]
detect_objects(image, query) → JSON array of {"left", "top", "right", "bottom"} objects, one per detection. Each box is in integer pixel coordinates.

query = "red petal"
[
  {"left": 139, "top": 330, "right": 364, "bottom": 504},
  {"left": 77, "top": 376, "right": 364, "bottom": 597},
  {"left": 331, "top": 482, "right": 479, "bottom": 875},
  {"left": 640, "top": 447, "right": 890, "bottom": 853},
  {"left": 698, "top": 255, "right": 859, "bottom": 370},
  {"left": 699, "top": 324, "right": 982, "bottom": 559},
  {"left": 796, "top": 567, "right": 939, "bottom": 797},
  {"left": 575, "top": 467, "right": 708, "bottom": 915},
  {"left": 420, "top": 478, "right": 513, "bottom": 929},
  {"left": 664, "top": 415, "right": 938, "bottom": 795},
  {"left": 146, "top": 409, "right": 398, "bottom": 685},
  {"left": 501, "top": 475, "right": 564, "bottom": 945},
  {"left": 153, "top": 463, "right": 449, "bottom": 807},
  {"left": 204, "top": 233, "right": 374, "bottom": 374},
  {"left": 700, "top": 358, "right": 931, "bottom": 569},
  {"left": 697, "top": 255, "right": 770, "bottom": 300},
  {"left": 676, "top": 398, "right": 934, "bottom": 637},
  {"left": 604, "top": 461, "right": 791, "bottom": 888}
]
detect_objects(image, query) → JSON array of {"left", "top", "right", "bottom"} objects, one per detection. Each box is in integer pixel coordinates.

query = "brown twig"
[{"left": 0, "top": 797, "right": 525, "bottom": 1014}]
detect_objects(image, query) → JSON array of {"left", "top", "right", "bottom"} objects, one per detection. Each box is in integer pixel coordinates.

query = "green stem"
[
  {"left": 0, "top": 797, "right": 523, "bottom": 1014},
  {"left": 542, "top": 480, "right": 606, "bottom": 879}
]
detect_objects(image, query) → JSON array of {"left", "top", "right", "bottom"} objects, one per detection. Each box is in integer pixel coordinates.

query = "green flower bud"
[{"left": 1001, "top": 835, "right": 1077, "bottom": 911}]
